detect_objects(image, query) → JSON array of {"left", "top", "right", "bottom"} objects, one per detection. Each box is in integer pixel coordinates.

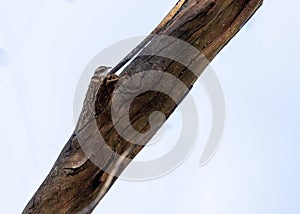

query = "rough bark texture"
[{"left": 23, "top": 0, "right": 263, "bottom": 213}]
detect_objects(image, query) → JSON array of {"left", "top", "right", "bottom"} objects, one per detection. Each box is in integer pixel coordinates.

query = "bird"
[{"left": 76, "top": 66, "right": 111, "bottom": 132}]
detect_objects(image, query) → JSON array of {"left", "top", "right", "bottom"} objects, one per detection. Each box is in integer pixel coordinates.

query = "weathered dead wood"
[{"left": 23, "top": 0, "right": 263, "bottom": 213}]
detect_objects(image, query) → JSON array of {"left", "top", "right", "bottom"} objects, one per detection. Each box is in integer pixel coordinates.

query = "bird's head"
[{"left": 94, "top": 66, "right": 112, "bottom": 76}]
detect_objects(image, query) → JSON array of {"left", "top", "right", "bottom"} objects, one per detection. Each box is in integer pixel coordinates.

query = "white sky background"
[{"left": 0, "top": 0, "right": 300, "bottom": 213}]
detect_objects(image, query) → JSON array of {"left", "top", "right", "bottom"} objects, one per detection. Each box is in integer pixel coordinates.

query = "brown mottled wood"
[{"left": 23, "top": 0, "right": 263, "bottom": 213}]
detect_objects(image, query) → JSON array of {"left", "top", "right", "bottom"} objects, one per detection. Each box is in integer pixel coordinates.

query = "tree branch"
[{"left": 23, "top": 0, "right": 263, "bottom": 213}]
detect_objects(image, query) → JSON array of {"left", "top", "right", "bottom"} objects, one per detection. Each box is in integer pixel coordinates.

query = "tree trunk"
[{"left": 23, "top": 0, "right": 263, "bottom": 213}]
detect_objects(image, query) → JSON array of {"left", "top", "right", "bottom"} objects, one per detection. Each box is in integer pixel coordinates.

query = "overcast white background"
[{"left": 0, "top": 0, "right": 299, "bottom": 213}]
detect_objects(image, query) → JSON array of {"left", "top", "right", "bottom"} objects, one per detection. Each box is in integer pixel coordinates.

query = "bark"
[{"left": 23, "top": 0, "right": 263, "bottom": 213}]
